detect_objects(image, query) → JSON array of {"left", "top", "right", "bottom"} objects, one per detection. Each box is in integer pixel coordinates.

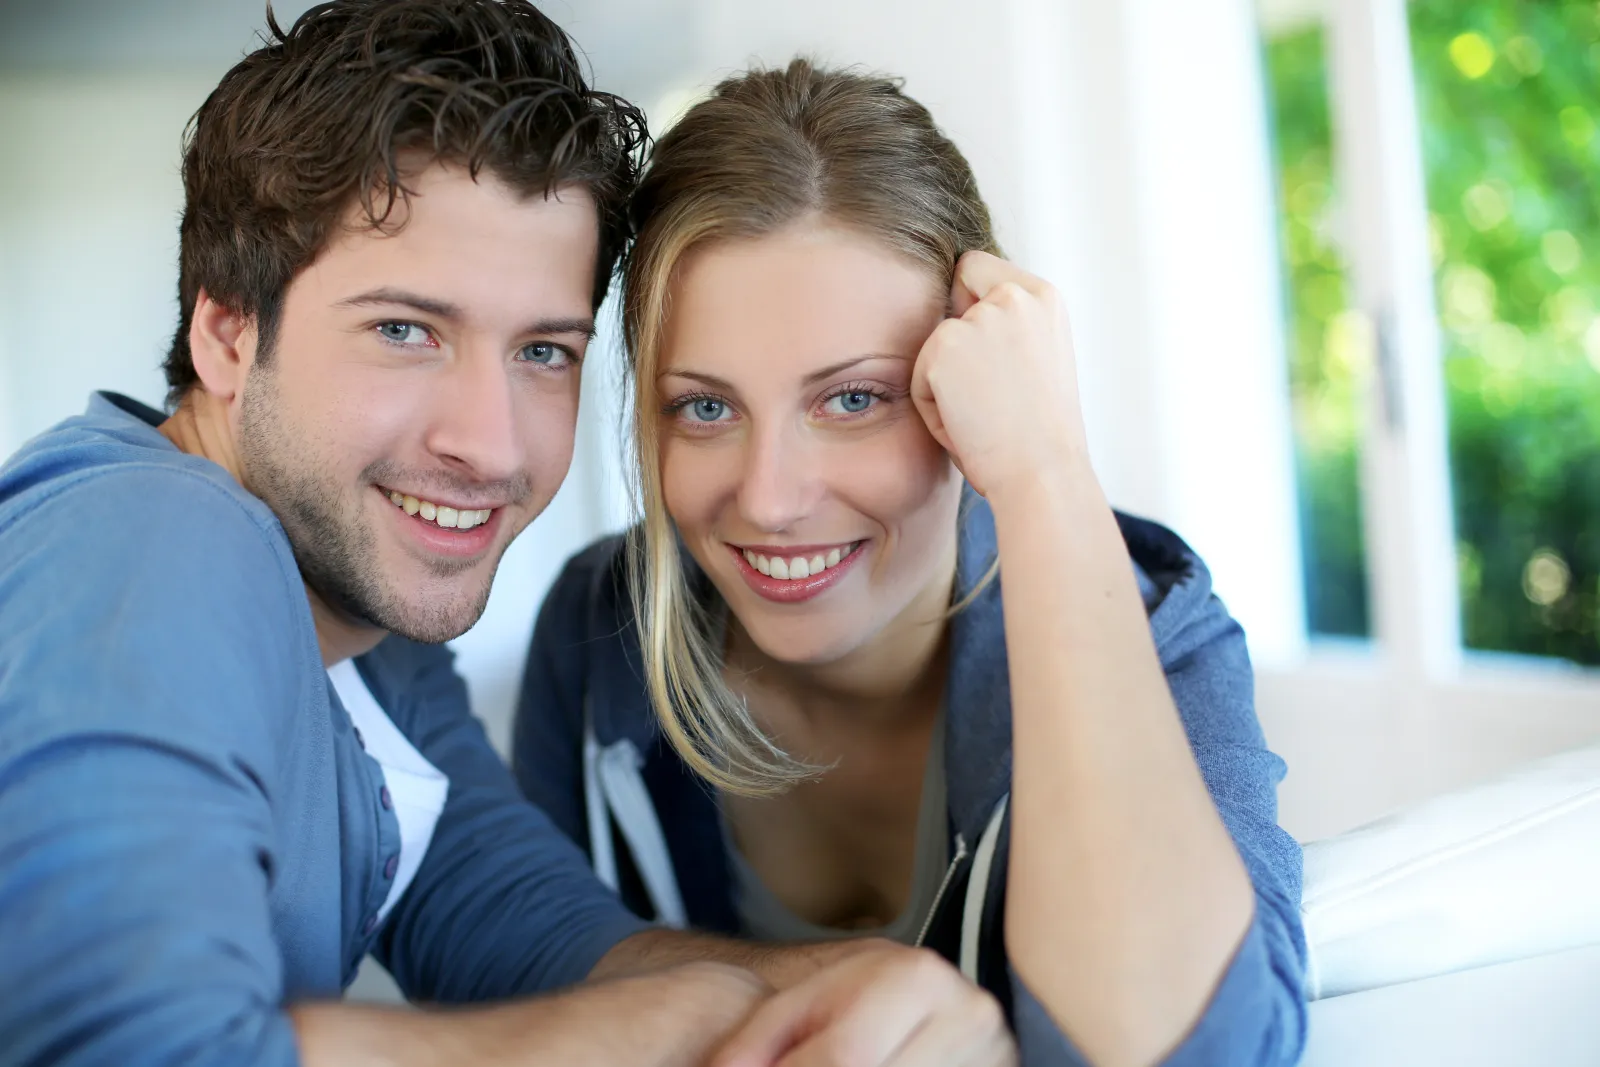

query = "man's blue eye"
[
  {"left": 377, "top": 323, "right": 431, "bottom": 345},
  {"left": 520, "top": 343, "right": 569, "bottom": 366}
]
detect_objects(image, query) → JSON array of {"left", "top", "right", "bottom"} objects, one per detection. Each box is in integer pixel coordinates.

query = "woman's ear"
[{"left": 187, "top": 290, "right": 258, "bottom": 403}]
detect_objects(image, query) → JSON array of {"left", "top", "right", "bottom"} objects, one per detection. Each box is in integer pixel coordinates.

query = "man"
[{"left": 0, "top": 2, "right": 1015, "bottom": 1066}]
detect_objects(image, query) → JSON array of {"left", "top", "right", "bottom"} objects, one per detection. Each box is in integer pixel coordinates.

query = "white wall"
[{"left": 0, "top": 77, "right": 195, "bottom": 447}]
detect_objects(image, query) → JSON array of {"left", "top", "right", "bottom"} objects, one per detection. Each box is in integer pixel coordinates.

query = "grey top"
[{"left": 722, "top": 717, "right": 950, "bottom": 945}]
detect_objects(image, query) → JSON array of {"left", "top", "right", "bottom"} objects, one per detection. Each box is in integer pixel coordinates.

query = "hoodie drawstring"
[
  {"left": 583, "top": 703, "right": 688, "bottom": 928},
  {"left": 960, "top": 794, "right": 1010, "bottom": 982}
]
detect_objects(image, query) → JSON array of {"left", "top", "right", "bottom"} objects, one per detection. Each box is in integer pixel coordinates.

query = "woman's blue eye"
[
  {"left": 376, "top": 322, "right": 433, "bottom": 346},
  {"left": 824, "top": 390, "right": 876, "bottom": 415},
  {"left": 519, "top": 342, "right": 570, "bottom": 367},
  {"left": 689, "top": 398, "right": 727, "bottom": 422}
]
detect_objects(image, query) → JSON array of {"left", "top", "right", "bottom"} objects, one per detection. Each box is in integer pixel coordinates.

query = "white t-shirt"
[{"left": 327, "top": 660, "right": 449, "bottom": 922}]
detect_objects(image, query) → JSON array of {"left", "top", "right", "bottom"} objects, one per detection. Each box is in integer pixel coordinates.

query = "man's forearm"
[
  {"left": 589, "top": 928, "right": 888, "bottom": 991},
  {"left": 292, "top": 962, "right": 767, "bottom": 1067}
]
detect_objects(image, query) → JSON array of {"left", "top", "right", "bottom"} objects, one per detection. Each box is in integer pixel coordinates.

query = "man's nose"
[{"left": 421, "top": 345, "right": 522, "bottom": 483}]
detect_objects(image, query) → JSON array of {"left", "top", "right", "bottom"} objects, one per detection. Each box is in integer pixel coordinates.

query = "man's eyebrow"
[
  {"left": 658, "top": 353, "right": 910, "bottom": 388},
  {"left": 334, "top": 289, "right": 595, "bottom": 339},
  {"left": 529, "top": 317, "right": 598, "bottom": 340},
  {"left": 335, "top": 288, "right": 463, "bottom": 319}
]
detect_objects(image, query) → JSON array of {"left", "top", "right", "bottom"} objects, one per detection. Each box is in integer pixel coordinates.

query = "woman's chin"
[{"left": 735, "top": 614, "right": 869, "bottom": 669}]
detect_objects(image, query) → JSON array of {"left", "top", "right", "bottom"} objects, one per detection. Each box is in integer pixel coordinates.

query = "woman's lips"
[{"left": 726, "top": 541, "right": 865, "bottom": 603}]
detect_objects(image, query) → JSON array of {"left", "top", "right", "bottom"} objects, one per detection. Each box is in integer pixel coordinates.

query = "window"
[
  {"left": 1261, "top": 0, "right": 1600, "bottom": 668},
  {"left": 1409, "top": 0, "right": 1600, "bottom": 665},
  {"left": 1263, "top": 19, "right": 1371, "bottom": 639}
]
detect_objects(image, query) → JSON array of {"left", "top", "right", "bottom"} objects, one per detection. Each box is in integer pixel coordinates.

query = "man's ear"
[{"left": 188, "top": 290, "right": 259, "bottom": 403}]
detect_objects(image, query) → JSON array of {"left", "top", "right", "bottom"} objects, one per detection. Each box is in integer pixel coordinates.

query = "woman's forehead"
[{"left": 659, "top": 225, "right": 944, "bottom": 380}]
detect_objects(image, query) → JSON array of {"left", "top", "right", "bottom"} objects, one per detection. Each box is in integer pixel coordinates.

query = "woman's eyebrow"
[
  {"left": 658, "top": 369, "right": 735, "bottom": 390},
  {"left": 800, "top": 353, "right": 910, "bottom": 385},
  {"left": 658, "top": 353, "right": 909, "bottom": 388}
]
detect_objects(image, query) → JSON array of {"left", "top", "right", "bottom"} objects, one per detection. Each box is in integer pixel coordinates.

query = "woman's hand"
[
  {"left": 709, "top": 945, "right": 1016, "bottom": 1067},
  {"left": 910, "top": 251, "right": 1090, "bottom": 502}
]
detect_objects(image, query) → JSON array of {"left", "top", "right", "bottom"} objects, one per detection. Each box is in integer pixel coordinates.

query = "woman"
[{"left": 514, "top": 60, "right": 1306, "bottom": 1066}]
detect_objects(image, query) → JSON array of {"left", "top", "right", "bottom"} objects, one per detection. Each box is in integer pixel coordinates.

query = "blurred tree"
[
  {"left": 1263, "top": 26, "right": 1371, "bottom": 639},
  {"left": 1264, "top": 1, "right": 1600, "bottom": 665}
]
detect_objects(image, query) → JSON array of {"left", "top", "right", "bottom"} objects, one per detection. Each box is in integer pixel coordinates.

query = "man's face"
[{"left": 237, "top": 164, "right": 598, "bottom": 643}]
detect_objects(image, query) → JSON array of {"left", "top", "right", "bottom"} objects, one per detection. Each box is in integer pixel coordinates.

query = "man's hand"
[
  {"left": 710, "top": 946, "right": 1017, "bottom": 1067},
  {"left": 292, "top": 961, "right": 770, "bottom": 1067},
  {"left": 591, "top": 928, "right": 893, "bottom": 991}
]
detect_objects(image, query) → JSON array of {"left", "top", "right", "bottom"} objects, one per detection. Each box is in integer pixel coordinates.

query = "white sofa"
[{"left": 1299, "top": 743, "right": 1600, "bottom": 1064}]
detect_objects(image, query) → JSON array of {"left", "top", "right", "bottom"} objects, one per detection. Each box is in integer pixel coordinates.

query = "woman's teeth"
[
  {"left": 742, "top": 543, "right": 856, "bottom": 580},
  {"left": 387, "top": 490, "right": 492, "bottom": 530}
]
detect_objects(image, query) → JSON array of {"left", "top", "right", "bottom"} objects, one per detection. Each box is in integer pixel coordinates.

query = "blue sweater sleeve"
[
  {"left": 1008, "top": 585, "right": 1308, "bottom": 1066},
  {"left": 370, "top": 634, "right": 647, "bottom": 1001},
  {"left": 0, "top": 471, "right": 309, "bottom": 1067}
]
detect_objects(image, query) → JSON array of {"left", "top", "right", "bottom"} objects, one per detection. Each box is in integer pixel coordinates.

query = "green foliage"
[
  {"left": 1264, "top": 3, "right": 1600, "bottom": 664},
  {"left": 1264, "top": 27, "right": 1371, "bottom": 638}
]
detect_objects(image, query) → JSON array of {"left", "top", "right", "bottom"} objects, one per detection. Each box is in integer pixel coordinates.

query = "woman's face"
[{"left": 655, "top": 221, "right": 964, "bottom": 666}]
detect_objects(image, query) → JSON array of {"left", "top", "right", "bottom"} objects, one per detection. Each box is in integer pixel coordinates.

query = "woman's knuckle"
[{"left": 991, "top": 281, "right": 1027, "bottom": 307}]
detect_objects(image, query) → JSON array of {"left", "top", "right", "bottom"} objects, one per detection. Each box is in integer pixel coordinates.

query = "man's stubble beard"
[{"left": 236, "top": 362, "right": 496, "bottom": 644}]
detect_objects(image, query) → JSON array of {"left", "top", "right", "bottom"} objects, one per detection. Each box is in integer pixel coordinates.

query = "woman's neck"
[{"left": 724, "top": 536, "right": 958, "bottom": 743}]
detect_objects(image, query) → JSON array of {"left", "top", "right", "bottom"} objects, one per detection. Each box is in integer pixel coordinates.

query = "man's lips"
[
  {"left": 377, "top": 486, "right": 503, "bottom": 559},
  {"left": 378, "top": 485, "right": 503, "bottom": 531}
]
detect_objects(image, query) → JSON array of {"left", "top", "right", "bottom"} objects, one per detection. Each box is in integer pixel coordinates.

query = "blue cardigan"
[
  {"left": 513, "top": 491, "right": 1309, "bottom": 1066},
  {"left": 0, "top": 394, "right": 650, "bottom": 1067}
]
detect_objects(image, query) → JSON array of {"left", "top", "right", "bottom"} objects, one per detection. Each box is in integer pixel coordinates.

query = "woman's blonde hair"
[{"left": 622, "top": 58, "right": 1000, "bottom": 796}]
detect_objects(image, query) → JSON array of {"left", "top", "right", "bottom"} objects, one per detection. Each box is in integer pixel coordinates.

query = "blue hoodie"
[
  {"left": 512, "top": 490, "right": 1309, "bottom": 1066},
  {"left": 0, "top": 394, "right": 650, "bottom": 1067}
]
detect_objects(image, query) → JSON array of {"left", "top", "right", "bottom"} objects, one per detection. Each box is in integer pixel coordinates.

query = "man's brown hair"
[{"left": 163, "top": 0, "right": 646, "bottom": 406}]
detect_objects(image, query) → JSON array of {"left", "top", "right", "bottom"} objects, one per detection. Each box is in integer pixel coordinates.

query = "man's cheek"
[{"left": 530, "top": 420, "right": 579, "bottom": 492}]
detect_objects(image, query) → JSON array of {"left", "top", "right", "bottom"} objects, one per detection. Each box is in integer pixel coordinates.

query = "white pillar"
[
  {"left": 1111, "top": 0, "right": 1310, "bottom": 666},
  {"left": 1327, "top": 0, "right": 1462, "bottom": 680}
]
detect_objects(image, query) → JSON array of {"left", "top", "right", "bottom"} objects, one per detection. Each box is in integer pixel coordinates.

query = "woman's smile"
[{"left": 725, "top": 539, "right": 868, "bottom": 603}]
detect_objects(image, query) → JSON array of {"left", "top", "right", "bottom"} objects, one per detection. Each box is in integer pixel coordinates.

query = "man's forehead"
[
  {"left": 296, "top": 168, "right": 599, "bottom": 319},
  {"left": 331, "top": 168, "right": 596, "bottom": 245}
]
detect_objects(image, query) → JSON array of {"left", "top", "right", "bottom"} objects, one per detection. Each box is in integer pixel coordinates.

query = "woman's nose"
[{"left": 735, "top": 423, "right": 820, "bottom": 534}]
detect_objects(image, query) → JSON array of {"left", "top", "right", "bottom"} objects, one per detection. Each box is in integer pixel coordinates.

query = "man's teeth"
[
  {"left": 743, "top": 544, "right": 853, "bottom": 581},
  {"left": 387, "top": 490, "right": 492, "bottom": 530}
]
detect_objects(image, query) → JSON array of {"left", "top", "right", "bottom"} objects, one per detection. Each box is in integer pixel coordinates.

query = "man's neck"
[
  {"left": 159, "top": 391, "right": 245, "bottom": 483},
  {"left": 306, "top": 587, "right": 388, "bottom": 667},
  {"left": 160, "top": 391, "right": 386, "bottom": 668}
]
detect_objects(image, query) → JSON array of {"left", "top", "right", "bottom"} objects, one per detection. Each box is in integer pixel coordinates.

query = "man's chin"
[
  {"left": 316, "top": 571, "right": 495, "bottom": 646},
  {"left": 380, "top": 588, "right": 494, "bottom": 644}
]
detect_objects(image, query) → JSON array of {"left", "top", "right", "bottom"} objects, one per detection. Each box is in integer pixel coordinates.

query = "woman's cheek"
[
  {"left": 660, "top": 436, "right": 733, "bottom": 533},
  {"left": 832, "top": 417, "right": 959, "bottom": 529}
]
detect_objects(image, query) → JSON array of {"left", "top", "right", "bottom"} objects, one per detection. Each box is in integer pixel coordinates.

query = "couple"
[{"left": 0, "top": 2, "right": 1306, "bottom": 1066}]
